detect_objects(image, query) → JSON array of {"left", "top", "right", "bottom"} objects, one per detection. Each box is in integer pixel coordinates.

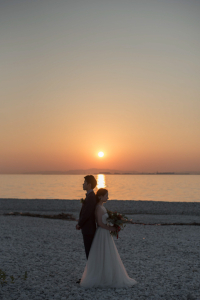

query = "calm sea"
[{"left": 0, "top": 174, "right": 199, "bottom": 202}]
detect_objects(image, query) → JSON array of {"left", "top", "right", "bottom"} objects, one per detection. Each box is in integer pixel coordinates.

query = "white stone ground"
[{"left": 1, "top": 214, "right": 200, "bottom": 300}]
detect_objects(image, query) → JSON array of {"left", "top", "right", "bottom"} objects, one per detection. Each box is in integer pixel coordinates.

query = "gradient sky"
[{"left": 1, "top": 0, "right": 200, "bottom": 173}]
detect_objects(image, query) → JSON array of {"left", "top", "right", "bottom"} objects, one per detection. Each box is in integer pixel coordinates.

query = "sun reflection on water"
[{"left": 97, "top": 174, "right": 106, "bottom": 189}]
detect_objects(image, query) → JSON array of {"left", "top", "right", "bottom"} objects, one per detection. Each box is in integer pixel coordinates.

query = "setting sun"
[{"left": 98, "top": 152, "right": 104, "bottom": 158}]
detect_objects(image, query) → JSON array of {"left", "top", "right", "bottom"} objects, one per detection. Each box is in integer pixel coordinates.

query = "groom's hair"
[{"left": 84, "top": 175, "right": 97, "bottom": 189}]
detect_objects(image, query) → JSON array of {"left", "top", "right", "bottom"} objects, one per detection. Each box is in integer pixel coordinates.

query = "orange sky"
[{"left": 0, "top": 0, "right": 200, "bottom": 173}]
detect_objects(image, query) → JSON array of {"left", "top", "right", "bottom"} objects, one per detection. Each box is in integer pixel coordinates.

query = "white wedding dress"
[{"left": 80, "top": 205, "right": 137, "bottom": 288}]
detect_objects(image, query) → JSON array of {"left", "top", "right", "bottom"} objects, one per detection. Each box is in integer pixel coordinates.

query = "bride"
[{"left": 80, "top": 188, "right": 137, "bottom": 288}]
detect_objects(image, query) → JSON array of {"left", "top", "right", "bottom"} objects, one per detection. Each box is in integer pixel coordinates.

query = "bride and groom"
[{"left": 76, "top": 175, "right": 137, "bottom": 288}]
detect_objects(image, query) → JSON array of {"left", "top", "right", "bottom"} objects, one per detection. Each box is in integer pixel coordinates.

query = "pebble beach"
[{"left": 1, "top": 199, "right": 200, "bottom": 300}]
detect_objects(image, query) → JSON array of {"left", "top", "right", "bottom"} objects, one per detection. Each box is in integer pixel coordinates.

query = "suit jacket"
[{"left": 78, "top": 190, "right": 97, "bottom": 235}]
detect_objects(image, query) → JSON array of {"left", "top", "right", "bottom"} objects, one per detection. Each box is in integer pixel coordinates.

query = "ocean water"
[{"left": 0, "top": 174, "right": 199, "bottom": 202}]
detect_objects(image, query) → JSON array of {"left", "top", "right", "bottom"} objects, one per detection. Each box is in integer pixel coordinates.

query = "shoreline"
[{"left": 1, "top": 197, "right": 200, "bottom": 202}]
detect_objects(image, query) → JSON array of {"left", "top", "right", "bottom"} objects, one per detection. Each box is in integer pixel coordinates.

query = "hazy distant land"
[{"left": 8, "top": 168, "right": 200, "bottom": 175}]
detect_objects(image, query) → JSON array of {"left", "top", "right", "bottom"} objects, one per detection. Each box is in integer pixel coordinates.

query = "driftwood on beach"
[
  {"left": 129, "top": 221, "right": 200, "bottom": 226},
  {"left": 4, "top": 212, "right": 76, "bottom": 221},
  {"left": 3, "top": 211, "right": 200, "bottom": 225}
]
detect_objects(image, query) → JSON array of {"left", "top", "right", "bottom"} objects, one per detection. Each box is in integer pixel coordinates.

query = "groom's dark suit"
[{"left": 78, "top": 190, "right": 97, "bottom": 259}]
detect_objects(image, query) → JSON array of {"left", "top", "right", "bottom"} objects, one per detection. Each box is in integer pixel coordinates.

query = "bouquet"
[{"left": 106, "top": 209, "right": 129, "bottom": 239}]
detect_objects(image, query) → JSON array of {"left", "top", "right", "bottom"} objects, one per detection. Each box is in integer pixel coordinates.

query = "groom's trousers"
[{"left": 82, "top": 234, "right": 95, "bottom": 259}]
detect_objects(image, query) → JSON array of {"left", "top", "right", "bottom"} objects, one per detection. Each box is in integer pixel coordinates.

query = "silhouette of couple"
[{"left": 76, "top": 175, "right": 137, "bottom": 288}]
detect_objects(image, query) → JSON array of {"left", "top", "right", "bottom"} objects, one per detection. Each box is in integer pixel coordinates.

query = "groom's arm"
[{"left": 78, "top": 194, "right": 96, "bottom": 228}]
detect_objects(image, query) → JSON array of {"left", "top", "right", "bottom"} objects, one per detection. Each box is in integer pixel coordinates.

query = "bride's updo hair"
[{"left": 96, "top": 188, "right": 108, "bottom": 203}]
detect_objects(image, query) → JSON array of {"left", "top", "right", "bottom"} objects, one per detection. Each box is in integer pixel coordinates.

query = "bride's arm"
[{"left": 96, "top": 207, "right": 116, "bottom": 232}]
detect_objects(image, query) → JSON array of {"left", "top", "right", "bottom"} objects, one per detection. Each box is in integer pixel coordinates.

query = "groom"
[{"left": 76, "top": 175, "right": 97, "bottom": 261}]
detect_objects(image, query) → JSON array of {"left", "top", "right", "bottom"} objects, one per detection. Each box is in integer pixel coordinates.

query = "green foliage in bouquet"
[{"left": 106, "top": 209, "right": 129, "bottom": 238}]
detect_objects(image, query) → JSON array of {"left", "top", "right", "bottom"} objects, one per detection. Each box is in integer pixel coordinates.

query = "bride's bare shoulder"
[
  {"left": 95, "top": 204, "right": 103, "bottom": 213},
  {"left": 95, "top": 204, "right": 107, "bottom": 215}
]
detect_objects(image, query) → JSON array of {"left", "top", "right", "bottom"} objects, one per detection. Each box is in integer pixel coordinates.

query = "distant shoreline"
[{"left": 1, "top": 173, "right": 200, "bottom": 175}]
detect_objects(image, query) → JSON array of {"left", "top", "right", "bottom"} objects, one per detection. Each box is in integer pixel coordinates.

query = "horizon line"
[{"left": 1, "top": 171, "right": 200, "bottom": 175}]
